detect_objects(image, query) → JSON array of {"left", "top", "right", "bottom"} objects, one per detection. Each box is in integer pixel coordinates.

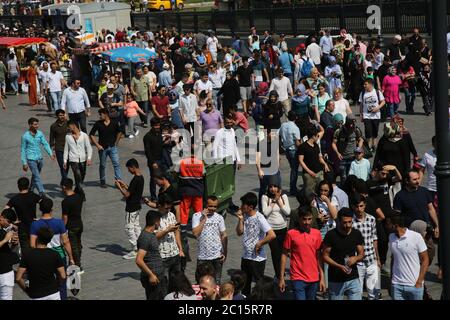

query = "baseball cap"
[
  {"left": 298, "top": 43, "right": 306, "bottom": 50},
  {"left": 394, "top": 35, "right": 402, "bottom": 41},
  {"left": 107, "top": 83, "right": 115, "bottom": 89},
  {"left": 354, "top": 147, "right": 364, "bottom": 154}
]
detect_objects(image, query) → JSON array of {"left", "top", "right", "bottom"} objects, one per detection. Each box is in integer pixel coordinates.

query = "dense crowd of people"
[{"left": 0, "top": 22, "right": 446, "bottom": 301}]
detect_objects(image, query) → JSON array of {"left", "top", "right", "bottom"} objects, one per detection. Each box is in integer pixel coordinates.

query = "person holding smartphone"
[
  {"left": 0, "top": 209, "right": 19, "bottom": 300},
  {"left": 192, "top": 196, "right": 228, "bottom": 285},
  {"left": 115, "top": 158, "right": 144, "bottom": 260}
]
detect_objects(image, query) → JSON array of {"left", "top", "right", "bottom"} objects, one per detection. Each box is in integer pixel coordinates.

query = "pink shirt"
[
  {"left": 124, "top": 101, "right": 139, "bottom": 117},
  {"left": 234, "top": 112, "right": 249, "bottom": 132},
  {"left": 382, "top": 75, "right": 402, "bottom": 104}
]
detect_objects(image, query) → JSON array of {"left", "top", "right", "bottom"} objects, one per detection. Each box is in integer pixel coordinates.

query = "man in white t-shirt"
[
  {"left": 359, "top": 78, "right": 385, "bottom": 151},
  {"left": 386, "top": 214, "right": 429, "bottom": 300},
  {"left": 194, "top": 73, "right": 213, "bottom": 100},
  {"left": 306, "top": 37, "right": 322, "bottom": 68},
  {"left": 419, "top": 136, "right": 437, "bottom": 198},
  {"left": 39, "top": 61, "right": 52, "bottom": 111},
  {"left": 46, "top": 62, "right": 66, "bottom": 111},
  {"left": 269, "top": 68, "right": 293, "bottom": 115},
  {"left": 236, "top": 192, "right": 275, "bottom": 296},
  {"left": 192, "top": 196, "right": 228, "bottom": 284}
]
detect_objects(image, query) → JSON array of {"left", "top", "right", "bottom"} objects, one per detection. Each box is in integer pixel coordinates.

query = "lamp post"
[{"left": 432, "top": 0, "right": 450, "bottom": 300}]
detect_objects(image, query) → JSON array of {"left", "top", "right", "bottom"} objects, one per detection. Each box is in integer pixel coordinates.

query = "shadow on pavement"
[
  {"left": 90, "top": 243, "right": 129, "bottom": 256},
  {"left": 109, "top": 272, "right": 141, "bottom": 281}
]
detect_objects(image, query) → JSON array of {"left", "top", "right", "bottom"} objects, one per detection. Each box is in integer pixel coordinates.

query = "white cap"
[
  {"left": 394, "top": 35, "right": 402, "bottom": 41},
  {"left": 163, "top": 63, "right": 170, "bottom": 70}
]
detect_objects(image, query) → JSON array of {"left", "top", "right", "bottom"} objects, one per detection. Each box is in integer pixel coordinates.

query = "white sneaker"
[
  {"left": 128, "top": 134, "right": 135, "bottom": 139},
  {"left": 122, "top": 251, "right": 137, "bottom": 260},
  {"left": 134, "top": 129, "right": 140, "bottom": 136}
]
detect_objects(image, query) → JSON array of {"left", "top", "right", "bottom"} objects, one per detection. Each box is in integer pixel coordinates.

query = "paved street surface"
[{"left": 1, "top": 93, "right": 442, "bottom": 300}]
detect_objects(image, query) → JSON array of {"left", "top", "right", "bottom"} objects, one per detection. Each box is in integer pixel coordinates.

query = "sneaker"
[
  {"left": 100, "top": 183, "right": 107, "bottom": 189},
  {"left": 122, "top": 251, "right": 137, "bottom": 260},
  {"left": 134, "top": 129, "right": 140, "bottom": 136},
  {"left": 128, "top": 134, "right": 135, "bottom": 139}
]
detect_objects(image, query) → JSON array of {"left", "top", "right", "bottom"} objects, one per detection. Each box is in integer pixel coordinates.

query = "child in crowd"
[
  {"left": 124, "top": 94, "right": 146, "bottom": 138},
  {"left": 349, "top": 147, "right": 371, "bottom": 181}
]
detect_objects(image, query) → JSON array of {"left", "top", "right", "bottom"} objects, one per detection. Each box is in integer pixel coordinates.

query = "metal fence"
[{"left": 131, "top": 0, "right": 450, "bottom": 36}]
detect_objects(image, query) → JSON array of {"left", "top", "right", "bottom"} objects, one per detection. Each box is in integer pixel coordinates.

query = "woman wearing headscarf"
[
  {"left": 261, "top": 181, "right": 291, "bottom": 281},
  {"left": 291, "top": 82, "right": 316, "bottom": 138},
  {"left": 217, "top": 71, "right": 240, "bottom": 117},
  {"left": 324, "top": 56, "right": 342, "bottom": 96},
  {"left": 393, "top": 115, "right": 419, "bottom": 166},
  {"left": 381, "top": 66, "right": 402, "bottom": 119},
  {"left": 262, "top": 90, "right": 284, "bottom": 130},
  {"left": 373, "top": 122, "right": 410, "bottom": 175},
  {"left": 26, "top": 60, "right": 39, "bottom": 107}
]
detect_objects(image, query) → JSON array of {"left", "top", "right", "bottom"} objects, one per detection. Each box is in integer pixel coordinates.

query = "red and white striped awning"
[{"left": 90, "top": 43, "right": 136, "bottom": 55}]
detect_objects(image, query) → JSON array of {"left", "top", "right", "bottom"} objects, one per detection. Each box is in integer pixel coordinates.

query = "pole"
[{"left": 432, "top": 0, "right": 450, "bottom": 300}]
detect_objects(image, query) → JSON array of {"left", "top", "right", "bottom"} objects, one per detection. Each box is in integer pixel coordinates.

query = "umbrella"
[
  {"left": 90, "top": 42, "right": 136, "bottom": 55},
  {"left": 101, "top": 46, "right": 156, "bottom": 63}
]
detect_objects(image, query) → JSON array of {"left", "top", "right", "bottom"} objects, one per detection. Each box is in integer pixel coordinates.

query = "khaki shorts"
[{"left": 240, "top": 86, "right": 252, "bottom": 100}]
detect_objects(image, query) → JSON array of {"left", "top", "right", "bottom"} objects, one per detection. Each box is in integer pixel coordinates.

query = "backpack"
[{"left": 300, "top": 58, "right": 313, "bottom": 79}]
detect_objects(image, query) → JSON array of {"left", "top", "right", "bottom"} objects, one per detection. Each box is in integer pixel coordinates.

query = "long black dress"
[{"left": 218, "top": 78, "right": 240, "bottom": 116}]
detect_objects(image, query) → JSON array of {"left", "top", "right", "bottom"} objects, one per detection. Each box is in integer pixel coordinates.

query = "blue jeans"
[
  {"left": 285, "top": 148, "right": 299, "bottom": 194},
  {"left": 329, "top": 278, "right": 362, "bottom": 300},
  {"left": 28, "top": 159, "right": 44, "bottom": 194},
  {"left": 292, "top": 280, "right": 319, "bottom": 300},
  {"left": 55, "top": 150, "right": 68, "bottom": 185},
  {"left": 391, "top": 284, "right": 423, "bottom": 300},
  {"left": 404, "top": 86, "right": 416, "bottom": 112},
  {"left": 387, "top": 102, "right": 400, "bottom": 118},
  {"left": 98, "top": 146, "right": 122, "bottom": 184},
  {"left": 338, "top": 158, "right": 353, "bottom": 186},
  {"left": 59, "top": 257, "right": 68, "bottom": 300},
  {"left": 50, "top": 91, "right": 62, "bottom": 110},
  {"left": 9, "top": 74, "right": 18, "bottom": 92}
]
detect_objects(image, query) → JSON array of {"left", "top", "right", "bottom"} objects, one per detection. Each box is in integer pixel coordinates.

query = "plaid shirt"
[{"left": 353, "top": 213, "right": 378, "bottom": 267}]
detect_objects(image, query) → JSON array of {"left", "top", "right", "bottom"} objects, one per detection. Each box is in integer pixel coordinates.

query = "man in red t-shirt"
[
  {"left": 279, "top": 207, "right": 325, "bottom": 300},
  {"left": 228, "top": 105, "right": 249, "bottom": 133},
  {"left": 151, "top": 86, "right": 171, "bottom": 121}
]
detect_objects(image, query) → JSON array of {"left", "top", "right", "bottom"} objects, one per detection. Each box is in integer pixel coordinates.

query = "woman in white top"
[
  {"left": 261, "top": 183, "right": 290, "bottom": 280},
  {"left": 164, "top": 271, "right": 197, "bottom": 300},
  {"left": 332, "top": 87, "right": 352, "bottom": 124},
  {"left": 63, "top": 120, "right": 93, "bottom": 201}
]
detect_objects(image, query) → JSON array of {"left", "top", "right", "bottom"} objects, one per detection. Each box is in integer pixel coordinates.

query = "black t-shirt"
[
  {"left": 323, "top": 228, "right": 364, "bottom": 283},
  {"left": 0, "top": 229, "right": 19, "bottom": 274},
  {"left": 297, "top": 141, "right": 322, "bottom": 174},
  {"left": 126, "top": 175, "right": 145, "bottom": 212},
  {"left": 61, "top": 193, "right": 83, "bottom": 230},
  {"left": 159, "top": 184, "right": 180, "bottom": 205},
  {"left": 7, "top": 192, "right": 41, "bottom": 233},
  {"left": 366, "top": 179, "right": 393, "bottom": 218},
  {"left": 19, "top": 248, "right": 64, "bottom": 299},
  {"left": 236, "top": 65, "right": 253, "bottom": 87},
  {"left": 89, "top": 120, "right": 121, "bottom": 148},
  {"left": 365, "top": 197, "right": 379, "bottom": 219}
]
